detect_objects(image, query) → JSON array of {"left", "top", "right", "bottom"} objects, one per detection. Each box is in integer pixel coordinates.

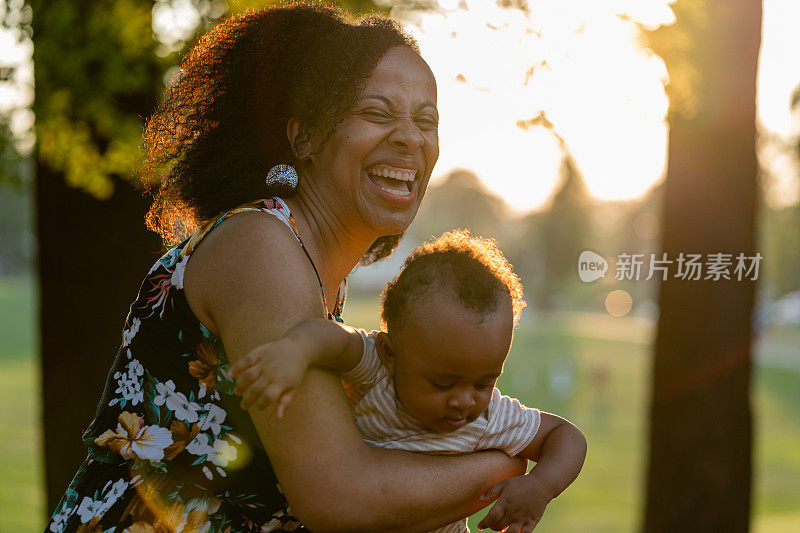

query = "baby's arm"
[
  {"left": 230, "top": 319, "right": 364, "bottom": 416},
  {"left": 478, "top": 413, "right": 587, "bottom": 532}
]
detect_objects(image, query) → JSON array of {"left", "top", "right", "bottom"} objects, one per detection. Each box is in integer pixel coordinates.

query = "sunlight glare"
[
  {"left": 757, "top": 0, "right": 800, "bottom": 207},
  {"left": 401, "top": 0, "right": 673, "bottom": 211}
]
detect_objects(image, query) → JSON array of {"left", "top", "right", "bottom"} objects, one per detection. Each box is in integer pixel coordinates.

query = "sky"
[
  {"left": 1, "top": 0, "right": 799, "bottom": 212},
  {"left": 399, "top": 0, "right": 800, "bottom": 212}
]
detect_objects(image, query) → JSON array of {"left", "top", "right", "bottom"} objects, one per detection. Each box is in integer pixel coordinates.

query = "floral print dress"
[{"left": 47, "top": 198, "right": 345, "bottom": 533}]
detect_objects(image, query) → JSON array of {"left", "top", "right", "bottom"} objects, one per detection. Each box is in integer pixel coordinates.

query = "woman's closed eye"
[
  {"left": 358, "top": 109, "right": 438, "bottom": 131},
  {"left": 358, "top": 108, "right": 392, "bottom": 122},
  {"left": 414, "top": 114, "right": 439, "bottom": 131}
]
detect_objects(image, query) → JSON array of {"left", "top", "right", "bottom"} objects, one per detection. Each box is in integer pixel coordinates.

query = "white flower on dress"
[
  {"left": 94, "top": 411, "right": 173, "bottom": 461},
  {"left": 109, "top": 358, "right": 144, "bottom": 407},
  {"left": 208, "top": 438, "right": 238, "bottom": 467},
  {"left": 170, "top": 392, "right": 201, "bottom": 423},
  {"left": 122, "top": 318, "right": 141, "bottom": 348},
  {"left": 171, "top": 256, "right": 188, "bottom": 289},
  {"left": 128, "top": 359, "right": 144, "bottom": 377},
  {"left": 198, "top": 403, "right": 227, "bottom": 435},
  {"left": 49, "top": 505, "right": 74, "bottom": 532},
  {"left": 99, "top": 478, "right": 129, "bottom": 514},
  {"left": 186, "top": 433, "right": 212, "bottom": 456},
  {"left": 154, "top": 380, "right": 201, "bottom": 423},
  {"left": 153, "top": 379, "right": 177, "bottom": 403},
  {"left": 76, "top": 496, "right": 104, "bottom": 523}
]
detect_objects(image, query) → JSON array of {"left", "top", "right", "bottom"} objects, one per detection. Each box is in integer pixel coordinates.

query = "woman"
[{"left": 47, "top": 3, "right": 524, "bottom": 532}]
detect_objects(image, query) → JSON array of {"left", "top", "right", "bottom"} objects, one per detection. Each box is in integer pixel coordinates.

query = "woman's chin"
[{"left": 366, "top": 213, "right": 415, "bottom": 239}]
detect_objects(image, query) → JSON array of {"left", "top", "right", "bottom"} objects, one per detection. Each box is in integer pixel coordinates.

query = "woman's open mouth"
[{"left": 366, "top": 165, "right": 417, "bottom": 198}]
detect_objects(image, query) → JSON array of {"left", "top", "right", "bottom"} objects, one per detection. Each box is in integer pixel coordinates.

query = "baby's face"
[{"left": 380, "top": 291, "right": 513, "bottom": 433}]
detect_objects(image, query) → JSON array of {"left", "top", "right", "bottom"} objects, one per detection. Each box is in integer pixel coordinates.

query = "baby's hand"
[
  {"left": 477, "top": 474, "right": 555, "bottom": 533},
  {"left": 230, "top": 338, "right": 310, "bottom": 417}
]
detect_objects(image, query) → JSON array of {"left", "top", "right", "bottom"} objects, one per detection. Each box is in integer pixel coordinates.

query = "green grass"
[
  {"left": 0, "top": 276, "right": 37, "bottom": 361},
  {"left": 0, "top": 277, "right": 44, "bottom": 532},
  {"left": 1, "top": 280, "right": 798, "bottom": 532}
]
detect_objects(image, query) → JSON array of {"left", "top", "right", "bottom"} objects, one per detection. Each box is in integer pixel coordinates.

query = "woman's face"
[{"left": 299, "top": 45, "right": 439, "bottom": 240}]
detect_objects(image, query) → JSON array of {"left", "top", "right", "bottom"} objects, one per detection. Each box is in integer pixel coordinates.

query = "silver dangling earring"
[{"left": 265, "top": 164, "right": 299, "bottom": 191}]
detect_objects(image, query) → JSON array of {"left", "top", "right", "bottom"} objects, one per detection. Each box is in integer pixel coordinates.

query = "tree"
[
  {"left": 30, "top": 0, "right": 170, "bottom": 512},
  {"left": 516, "top": 112, "right": 592, "bottom": 307},
  {"left": 409, "top": 168, "right": 510, "bottom": 243},
  {"left": 642, "top": 1, "right": 761, "bottom": 530}
]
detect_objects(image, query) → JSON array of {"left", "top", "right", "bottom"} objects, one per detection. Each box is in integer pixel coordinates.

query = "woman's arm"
[
  {"left": 260, "top": 369, "right": 526, "bottom": 532},
  {"left": 184, "top": 213, "right": 525, "bottom": 533},
  {"left": 230, "top": 319, "right": 365, "bottom": 413}
]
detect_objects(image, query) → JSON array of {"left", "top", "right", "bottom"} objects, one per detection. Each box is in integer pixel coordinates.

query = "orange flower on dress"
[
  {"left": 75, "top": 516, "right": 103, "bottom": 533},
  {"left": 163, "top": 420, "right": 201, "bottom": 461},
  {"left": 94, "top": 411, "right": 173, "bottom": 461},
  {"left": 120, "top": 473, "right": 174, "bottom": 524},
  {"left": 122, "top": 501, "right": 211, "bottom": 533},
  {"left": 122, "top": 523, "right": 157, "bottom": 533},
  {"left": 189, "top": 338, "right": 218, "bottom": 397}
]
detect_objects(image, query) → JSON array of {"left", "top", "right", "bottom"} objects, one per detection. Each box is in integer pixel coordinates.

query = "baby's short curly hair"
[{"left": 380, "top": 230, "right": 526, "bottom": 332}]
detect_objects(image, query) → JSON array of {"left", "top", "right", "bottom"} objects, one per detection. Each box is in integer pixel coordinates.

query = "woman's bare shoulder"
[{"left": 183, "top": 210, "right": 325, "bottom": 355}]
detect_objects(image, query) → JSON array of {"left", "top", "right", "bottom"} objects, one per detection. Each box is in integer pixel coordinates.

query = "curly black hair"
[
  {"left": 141, "top": 2, "right": 419, "bottom": 263},
  {"left": 381, "top": 230, "right": 526, "bottom": 332}
]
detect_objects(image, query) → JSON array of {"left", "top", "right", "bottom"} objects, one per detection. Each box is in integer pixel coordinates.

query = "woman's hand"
[{"left": 230, "top": 338, "right": 309, "bottom": 417}]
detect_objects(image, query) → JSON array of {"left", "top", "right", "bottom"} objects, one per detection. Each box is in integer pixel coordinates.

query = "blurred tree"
[
  {"left": 760, "top": 87, "right": 800, "bottom": 296},
  {"left": 516, "top": 111, "right": 591, "bottom": 308},
  {"left": 761, "top": 203, "right": 800, "bottom": 297},
  {"left": 0, "top": 0, "right": 34, "bottom": 188},
  {"left": 28, "top": 0, "right": 385, "bottom": 516},
  {"left": 536, "top": 152, "right": 590, "bottom": 303},
  {"left": 641, "top": 0, "right": 761, "bottom": 530},
  {"left": 31, "top": 0, "right": 169, "bottom": 513},
  {"left": 409, "top": 168, "right": 510, "bottom": 243}
]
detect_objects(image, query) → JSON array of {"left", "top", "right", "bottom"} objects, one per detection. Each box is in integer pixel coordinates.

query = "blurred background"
[{"left": 1, "top": 0, "right": 799, "bottom": 531}]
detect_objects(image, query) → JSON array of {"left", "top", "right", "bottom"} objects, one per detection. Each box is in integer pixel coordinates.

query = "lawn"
[{"left": 1, "top": 277, "right": 799, "bottom": 532}]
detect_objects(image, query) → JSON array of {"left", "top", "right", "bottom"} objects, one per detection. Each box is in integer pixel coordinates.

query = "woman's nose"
[{"left": 388, "top": 117, "right": 425, "bottom": 151}]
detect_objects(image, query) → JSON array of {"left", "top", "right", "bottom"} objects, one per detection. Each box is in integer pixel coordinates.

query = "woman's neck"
[{"left": 282, "top": 193, "right": 375, "bottom": 312}]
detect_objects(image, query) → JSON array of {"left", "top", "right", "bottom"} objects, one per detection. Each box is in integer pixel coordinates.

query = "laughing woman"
[{"left": 46, "top": 3, "right": 524, "bottom": 533}]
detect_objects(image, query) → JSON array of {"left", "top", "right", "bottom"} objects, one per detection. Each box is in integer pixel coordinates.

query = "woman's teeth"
[
  {"left": 367, "top": 167, "right": 416, "bottom": 196},
  {"left": 369, "top": 167, "right": 416, "bottom": 181}
]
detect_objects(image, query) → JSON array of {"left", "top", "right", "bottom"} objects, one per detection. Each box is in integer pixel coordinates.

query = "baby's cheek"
[{"left": 476, "top": 393, "right": 493, "bottom": 413}]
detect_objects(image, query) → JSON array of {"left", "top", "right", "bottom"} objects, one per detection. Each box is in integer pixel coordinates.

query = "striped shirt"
[{"left": 341, "top": 329, "right": 541, "bottom": 533}]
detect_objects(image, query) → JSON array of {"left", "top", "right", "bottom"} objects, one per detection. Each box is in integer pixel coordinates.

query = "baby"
[{"left": 231, "top": 230, "right": 587, "bottom": 533}]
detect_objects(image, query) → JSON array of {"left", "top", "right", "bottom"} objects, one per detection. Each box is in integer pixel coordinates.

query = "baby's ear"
[{"left": 376, "top": 332, "right": 397, "bottom": 376}]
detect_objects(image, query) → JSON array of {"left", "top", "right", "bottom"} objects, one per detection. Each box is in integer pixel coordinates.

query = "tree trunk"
[
  {"left": 36, "top": 170, "right": 161, "bottom": 513},
  {"left": 644, "top": 1, "right": 762, "bottom": 531}
]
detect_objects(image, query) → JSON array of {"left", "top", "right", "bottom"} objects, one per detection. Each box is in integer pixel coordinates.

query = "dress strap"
[{"left": 182, "top": 198, "right": 345, "bottom": 319}]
